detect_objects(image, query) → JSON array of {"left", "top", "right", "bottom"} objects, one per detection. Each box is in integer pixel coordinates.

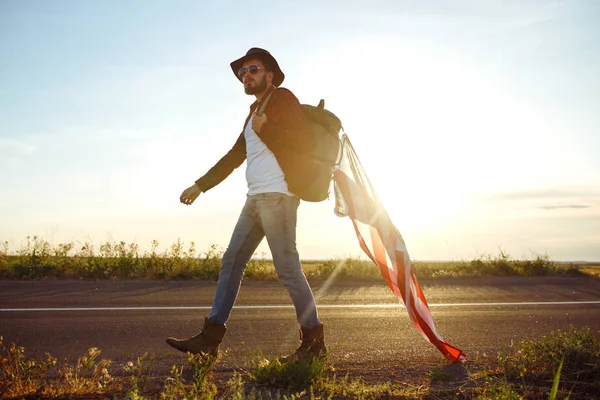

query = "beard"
[{"left": 244, "top": 74, "right": 268, "bottom": 95}]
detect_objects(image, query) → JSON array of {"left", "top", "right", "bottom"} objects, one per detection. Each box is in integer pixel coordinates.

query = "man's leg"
[
  {"left": 255, "top": 193, "right": 320, "bottom": 329},
  {"left": 209, "top": 195, "right": 265, "bottom": 324},
  {"left": 166, "top": 196, "right": 264, "bottom": 355}
]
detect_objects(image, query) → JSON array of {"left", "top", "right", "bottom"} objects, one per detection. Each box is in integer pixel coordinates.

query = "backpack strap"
[
  {"left": 256, "top": 88, "right": 276, "bottom": 116},
  {"left": 242, "top": 88, "right": 277, "bottom": 133}
]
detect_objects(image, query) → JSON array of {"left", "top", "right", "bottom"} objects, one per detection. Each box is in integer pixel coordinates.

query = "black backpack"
[
  {"left": 259, "top": 93, "right": 342, "bottom": 202},
  {"left": 300, "top": 99, "right": 342, "bottom": 202}
]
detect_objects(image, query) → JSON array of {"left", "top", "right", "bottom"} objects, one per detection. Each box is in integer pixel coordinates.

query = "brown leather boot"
[
  {"left": 285, "top": 323, "right": 327, "bottom": 363},
  {"left": 165, "top": 317, "right": 226, "bottom": 357}
]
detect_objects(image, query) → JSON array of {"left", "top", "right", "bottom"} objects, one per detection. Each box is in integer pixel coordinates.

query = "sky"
[{"left": 1, "top": 0, "right": 599, "bottom": 262}]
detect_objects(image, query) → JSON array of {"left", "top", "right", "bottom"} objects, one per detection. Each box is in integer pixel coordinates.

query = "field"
[{"left": 0, "top": 236, "right": 597, "bottom": 281}]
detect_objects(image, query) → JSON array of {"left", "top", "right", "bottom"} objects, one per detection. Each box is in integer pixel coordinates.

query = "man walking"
[{"left": 166, "top": 48, "right": 326, "bottom": 362}]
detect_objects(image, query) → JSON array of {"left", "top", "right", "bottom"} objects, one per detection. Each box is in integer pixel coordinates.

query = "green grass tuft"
[
  {"left": 161, "top": 352, "right": 218, "bottom": 399},
  {"left": 499, "top": 326, "right": 600, "bottom": 384},
  {"left": 494, "top": 326, "right": 600, "bottom": 399},
  {"left": 251, "top": 357, "right": 329, "bottom": 390},
  {"left": 427, "top": 367, "right": 454, "bottom": 383}
]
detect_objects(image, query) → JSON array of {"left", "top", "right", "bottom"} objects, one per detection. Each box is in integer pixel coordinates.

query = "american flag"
[{"left": 332, "top": 134, "right": 466, "bottom": 362}]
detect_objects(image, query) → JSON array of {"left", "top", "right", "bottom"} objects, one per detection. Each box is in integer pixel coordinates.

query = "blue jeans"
[{"left": 208, "top": 192, "right": 321, "bottom": 329}]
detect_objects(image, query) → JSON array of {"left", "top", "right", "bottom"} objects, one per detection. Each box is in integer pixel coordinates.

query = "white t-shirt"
[{"left": 244, "top": 115, "right": 293, "bottom": 195}]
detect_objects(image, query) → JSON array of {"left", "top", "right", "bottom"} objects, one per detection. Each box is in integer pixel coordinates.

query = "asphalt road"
[{"left": 1, "top": 277, "right": 599, "bottom": 382}]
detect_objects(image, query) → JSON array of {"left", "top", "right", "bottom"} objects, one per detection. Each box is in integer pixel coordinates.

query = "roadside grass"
[
  {"left": 2, "top": 326, "right": 598, "bottom": 399},
  {"left": 0, "top": 236, "right": 594, "bottom": 281},
  {"left": 427, "top": 366, "right": 454, "bottom": 383},
  {"left": 250, "top": 356, "right": 329, "bottom": 391},
  {"left": 475, "top": 326, "right": 600, "bottom": 400},
  {"left": 495, "top": 326, "right": 600, "bottom": 398},
  {"left": 577, "top": 263, "right": 600, "bottom": 277}
]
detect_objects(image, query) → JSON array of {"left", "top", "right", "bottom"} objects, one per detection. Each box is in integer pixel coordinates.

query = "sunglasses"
[{"left": 238, "top": 64, "right": 265, "bottom": 78}]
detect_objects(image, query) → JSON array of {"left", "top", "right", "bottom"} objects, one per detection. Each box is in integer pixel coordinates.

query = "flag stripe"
[{"left": 332, "top": 140, "right": 466, "bottom": 362}]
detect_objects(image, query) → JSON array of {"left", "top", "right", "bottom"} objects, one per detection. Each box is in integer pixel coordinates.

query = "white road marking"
[{"left": 1, "top": 300, "right": 600, "bottom": 312}]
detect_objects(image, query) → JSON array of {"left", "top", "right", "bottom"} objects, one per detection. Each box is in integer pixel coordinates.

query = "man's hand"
[
  {"left": 180, "top": 184, "right": 201, "bottom": 205},
  {"left": 252, "top": 111, "right": 268, "bottom": 133}
]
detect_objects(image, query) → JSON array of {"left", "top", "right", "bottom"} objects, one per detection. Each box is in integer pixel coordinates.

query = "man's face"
[{"left": 240, "top": 59, "right": 271, "bottom": 95}]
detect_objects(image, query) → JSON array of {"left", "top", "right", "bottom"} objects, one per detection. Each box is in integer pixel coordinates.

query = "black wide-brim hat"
[{"left": 230, "top": 47, "right": 285, "bottom": 87}]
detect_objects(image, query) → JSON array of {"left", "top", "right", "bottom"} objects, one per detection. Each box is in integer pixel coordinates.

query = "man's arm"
[
  {"left": 257, "top": 88, "right": 314, "bottom": 153},
  {"left": 194, "top": 132, "right": 246, "bottom": 193}
]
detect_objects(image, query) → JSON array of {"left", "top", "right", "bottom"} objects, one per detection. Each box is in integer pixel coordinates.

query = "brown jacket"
[{"left": 195, "top": 86, "right": 317, "bottom": 196}]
